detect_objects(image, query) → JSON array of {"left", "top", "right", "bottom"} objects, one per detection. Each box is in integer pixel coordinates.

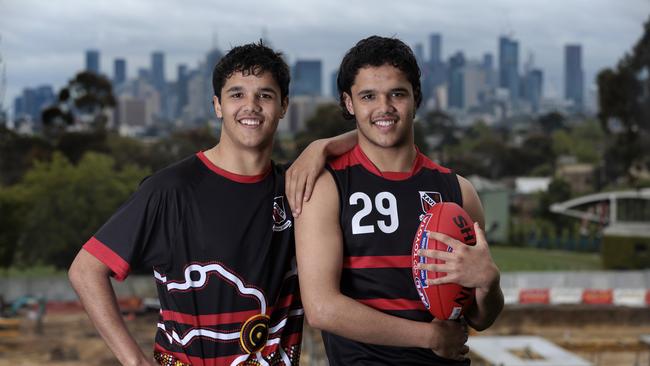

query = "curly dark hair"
[
  {"left": 212, "top": 41, "right": 290, "bottom": 102},
  {"left": 337, "top": 36, "right": 422, "bottom": 120}
]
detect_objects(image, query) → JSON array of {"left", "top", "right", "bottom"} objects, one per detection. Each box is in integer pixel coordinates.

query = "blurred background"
[{"left": 0, "top": 0, "right": 649, "bottom": 365}]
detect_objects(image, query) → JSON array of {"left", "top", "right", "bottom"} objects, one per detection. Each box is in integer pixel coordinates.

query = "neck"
[
  {"left": 358, "top": 139, "right": 417, "bottom": 172},
  {"left": 204, "top": 139, "right": 272, "bottom": 176}
]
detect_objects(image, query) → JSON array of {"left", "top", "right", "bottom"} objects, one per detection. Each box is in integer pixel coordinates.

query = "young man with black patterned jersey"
[
  {"left": 295, "top": 36, "right": 504, "bottom": 365},
  {"left": 69, "top": 42, "right": 355, "bottom": 366}
]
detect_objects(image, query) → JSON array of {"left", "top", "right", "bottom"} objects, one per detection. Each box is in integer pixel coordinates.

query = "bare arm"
[
  {"left": 286, "top": 130, "right": 357, "bottom": 217},
  {"left": 419, "top": 175, "right": 504, "bottom": 331},
  {"left": 68, "top": 250, "right": 153, "bottom": 366},
  {"left": 295, "top": 171, "right": 468, "bottom": 360}
]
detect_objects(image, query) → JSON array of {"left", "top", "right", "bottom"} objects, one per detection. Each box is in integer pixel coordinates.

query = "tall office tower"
[
  {"left": 448, "top": 51, "right": 466, "bottom": 109},
  {"left": 331, "top": 70, "right": 339, "bottom": 99},
  {"left": 114, "top": 58, "right": 126, "bottom": 86},
  {"left": 525, "top": 69, "right": 543, "bottom": 113},
  {"left": 176, "top": 64, "right": 189, "bottom": 118},
  {"left": 482, "top": 53, "right": 496, "bottom": 88},
  {"left": 429, "top": 33, "right": 442, "bottom": 64},
  {"left": 291, "top": 60, "right": 322, "bottom": 96},
  {"left": 564, "top": 44, "right": 584, "bottom": 110},
  {"left": 151, "top": 51, "right": 165, "bottom": 91},
  {"left": 85, "top": 50, "right": 100, "bottom": 74},
  {"left": 499, "top": 36, "right": 519, "bottom": 100},
  {"left": 414, "top": 42, "right": 424, "bottom": 67}
]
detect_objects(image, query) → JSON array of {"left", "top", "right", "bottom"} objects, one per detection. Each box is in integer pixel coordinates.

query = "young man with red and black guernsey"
[
  {"left": 69, "top": 42, "right": 355, "bottom": 366},
  {"left": 295, "top": 36, "right": 504, "bottom": 365}
]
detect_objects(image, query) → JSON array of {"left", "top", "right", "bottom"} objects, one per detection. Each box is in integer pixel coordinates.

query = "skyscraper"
[
  {"left": 151, "top": 51, "right": 165, "bottom": 91},
  {"left": 525, "top": 69, "right": 543, "bottom": 113},
  {"left": 85, "top": 50, "right": 100, "bottom": 74},
  {"left": 291, "top": 60, "right": 322, "bottom": 96},
  {"left": 499, "top": 36, "right": 519, "bottom": 100},
  {"left": 330, "top": 70, "right": 339, "bottom": 99},
  {"left": 114, "top": 58, "right": 126, "bottom": 86},
  {"left": 414, "top": 42, "right": 424, "bottom": 67},
  {"left": 448, "top": 51, "right": 466, "bottom": 109},
  {"left": 565, "top": 44, "right": 584, "bottom": 110},
  {"left": 429, "top": 33, "right": 442, "bottom": 64}
]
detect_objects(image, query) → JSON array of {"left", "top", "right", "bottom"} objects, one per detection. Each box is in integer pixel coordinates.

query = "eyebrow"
[
  {"left": 225, "top": 86, "right": 278, "bottom": 95},
  {"left": 356, "top": 87, "right": 410, "bottom": 96}
]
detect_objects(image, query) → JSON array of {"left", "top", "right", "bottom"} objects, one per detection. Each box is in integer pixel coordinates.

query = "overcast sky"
[{"left": 1, "top": 0, "right": 648, "bottom": 112}]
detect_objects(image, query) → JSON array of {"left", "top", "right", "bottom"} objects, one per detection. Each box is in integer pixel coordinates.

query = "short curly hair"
[
  {"left": 337, "top": 36, "right": 422, "bottom": 120},
  {"left": 212, "top": 41, "right": 290, "bottom": 102}
]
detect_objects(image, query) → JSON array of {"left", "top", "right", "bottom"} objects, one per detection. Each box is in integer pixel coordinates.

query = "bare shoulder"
[
  {"left": 456, "top": 174, "right": 485, "bottom": 229},
  {"left": 296, "top": 170, "right": 339, "bottom": 223}
]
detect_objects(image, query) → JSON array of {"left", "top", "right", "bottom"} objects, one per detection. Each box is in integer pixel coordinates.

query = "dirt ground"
[{"left": 1, "top": 305, "right": 649, "bottom": 366}]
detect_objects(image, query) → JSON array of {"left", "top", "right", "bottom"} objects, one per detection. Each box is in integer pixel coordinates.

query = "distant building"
[
  {"left": 447, "top": 52, "right": 466, "bottom": 109},
  {"left": 524, "top": 69, "right": 543, "bottom": 113},
  {"left": 278, "top": 95, "right": 333, "bottom": 133},
  {"left": 499, "top": 36, "right": 519, "bottom": 101},
  {"left": 565, "top": 44, "right": 584, "bottom": 111},
  {"left": 330, "top": 70, "right": 339, "bottom": 99},
  {"left": 429, "top": 33, "right": 442, "bottom": 65},
  {"left": 291, "top": 60, "right": 322, "bottom": 96},
  {"left": 114, "top": 58, "right": 126, "bottom": 86},
  {"left": 85, "top": 49, "right": 100, "bottom": 74},
  {"left": 151, "top": 51, "right": 165, "bottom": 91},
  {"left": 13, "top": 85, "right": 55, "bottom": 128},
  {"left": 413, "top": 42, "right": 424, "bottom": 68}
]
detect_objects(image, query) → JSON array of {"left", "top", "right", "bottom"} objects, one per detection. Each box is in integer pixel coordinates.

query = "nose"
[
  {"left": 378, "top": 94, "right": 396, "bottom": 113},
  {"left": 243, "top": 94, "right": 262, "bottom": 113}
]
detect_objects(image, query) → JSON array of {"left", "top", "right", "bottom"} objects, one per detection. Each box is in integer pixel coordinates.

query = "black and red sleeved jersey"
[
  {"left": 83, "top": 151, "right": 302, "bottom": 366},
  {"left": 323, "top": 144, "right": 469, "bottom": 365}
]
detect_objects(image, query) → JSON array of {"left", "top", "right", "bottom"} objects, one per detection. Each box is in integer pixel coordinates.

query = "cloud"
[{"left": 1, "top": 0, "right": 648, "bottom": 109}]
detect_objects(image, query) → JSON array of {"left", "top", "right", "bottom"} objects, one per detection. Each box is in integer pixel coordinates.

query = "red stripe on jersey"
[
  {"left": 83, "top": 236, "right": 130, "bottom": 281},
  {"left": 343, "top": 255, "right": 412, "bottom": 269},
  {"left": 154, "top": 331, "right": 303, "bottom": 365},
  {"left": 196, "top": 151, "right": 271, "bottom": 183},
  {"left": 329, "top": 145, "right": 450, "bottom": 180},
  {"left": 358, "top": 298, "right": 425, "bottom": 311},
  {"left": 160, "top": 294, "right": 301, "bottom": 327},
  {"left": 161, "top": 309, "right": 261, "bottom": 326}
]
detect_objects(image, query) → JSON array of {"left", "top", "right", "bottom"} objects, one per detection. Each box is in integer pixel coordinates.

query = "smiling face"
[
  {"left": 213, "top": 70, "right": 287, "bottom": 151},
  {"left": 344, "top": 64, "right": 416, "bottom": 150}
]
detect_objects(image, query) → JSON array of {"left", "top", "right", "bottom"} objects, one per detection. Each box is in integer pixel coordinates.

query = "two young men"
[
  {"left": 69, "top": 43, "right": 354, "bottom": 365},
  {"left": 295, "top": 36, "right": 504, "bottom": 364},
  {"left": 70, "top": 36, "right": 503, "bottom": 366}
]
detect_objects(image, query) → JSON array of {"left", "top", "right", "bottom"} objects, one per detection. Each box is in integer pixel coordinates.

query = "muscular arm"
[
  {"left": 286, "top": 130, "right": 357, "bottom": 216},
  {"left": 457, "top": 175, "right": 504, "bottom": 330},
  {"left": 295, "top": 171, "right": 468, "bottom": 358},
  {"left": 68, "top": 250, "right": 152, "bottom": 366}
]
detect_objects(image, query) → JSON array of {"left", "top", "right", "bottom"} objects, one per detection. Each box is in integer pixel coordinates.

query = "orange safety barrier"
[
  {"left": 519, "top": 288, "right": 550, "bottom": 304},
  {"left": 581, "top": 289, "right": 613, "bottom": 305}
]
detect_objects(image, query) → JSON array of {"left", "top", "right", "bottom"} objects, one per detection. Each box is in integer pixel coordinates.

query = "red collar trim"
[
  {"left": 196, "top": 151, "right": 271, "bottom": 183},
  {"left": 352, "top": 145, "right": 426, "bottom": 181}
]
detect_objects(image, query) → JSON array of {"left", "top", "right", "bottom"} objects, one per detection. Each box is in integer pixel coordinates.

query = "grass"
[{"left": 491, "top": 246, "right": 602, "bottom": 272}]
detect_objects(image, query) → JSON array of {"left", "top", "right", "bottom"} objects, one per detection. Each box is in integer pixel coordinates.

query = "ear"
[
  {"left": 343, "top": 92, "right": 355, "bottom": 116},
  {"left": 280, "top": 96, "right": 289, "bottom": 118},
  {"left": 213, "top": 95, "right": 223, "bottom": 118}
]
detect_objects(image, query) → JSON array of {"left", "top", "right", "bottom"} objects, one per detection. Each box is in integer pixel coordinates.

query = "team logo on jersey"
[
  {"left": 272, "top": 196, "right": 292, "bottom": 232},
  {"left": 418, "top": 191, "right": 442, "bottom": 220}
]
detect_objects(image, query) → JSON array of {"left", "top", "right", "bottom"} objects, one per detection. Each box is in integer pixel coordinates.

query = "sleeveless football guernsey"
[{"left": 323, "top": 144, "right": 469, "bottom": 365}]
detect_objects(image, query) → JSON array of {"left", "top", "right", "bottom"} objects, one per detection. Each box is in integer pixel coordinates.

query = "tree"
[
  {"left": 597, "top": 16, "right": 650, "bottom": 184},
  {"left": 42, "top": 71, "right": 117, "bottom": 137},
  {"left": 0, "top": 125, "right": 53, "bottom": 186},
  {"left": 293, "top": 104, "right": 355, "bottom": 157},
  {"left": 9, "top": 152, "right": 148, "bottom": 269}
]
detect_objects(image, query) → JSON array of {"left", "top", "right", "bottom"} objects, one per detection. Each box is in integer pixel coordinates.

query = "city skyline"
[{"left": 1, "top": 0, "right": 648, "bottom": 115}]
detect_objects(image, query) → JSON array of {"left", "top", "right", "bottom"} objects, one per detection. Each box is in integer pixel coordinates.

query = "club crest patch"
[
  {"left": 418, "top": 191, "right": 442, "bottom": 221},
  {"left": 272, "top": 196, "right": 292, "bottom": 232}
]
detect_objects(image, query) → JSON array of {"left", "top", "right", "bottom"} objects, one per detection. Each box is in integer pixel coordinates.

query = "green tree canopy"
[{"left": 5, "top": 152, "right": 148, "bottom": 269}]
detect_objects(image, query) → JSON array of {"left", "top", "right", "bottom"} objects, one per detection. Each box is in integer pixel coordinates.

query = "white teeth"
[
  {"left": 374, "top": 120, "right": 395, "bottom": 127},
  {"left": 240, "top": 119, "right": 261, "bottom": 126}
]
